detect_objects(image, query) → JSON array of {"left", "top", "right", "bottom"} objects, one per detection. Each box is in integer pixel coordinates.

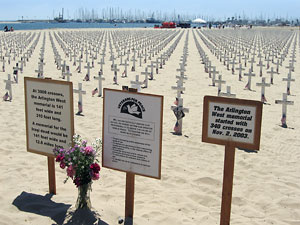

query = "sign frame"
[
  {"left": 102, "top": 88, "right": 164, "bottom": 179},
  {"left": 202, "top": 95, "right": 263, "bottom": 150},
  {"left": 24, "top": 77, "right": 75, "bottom": 157}
]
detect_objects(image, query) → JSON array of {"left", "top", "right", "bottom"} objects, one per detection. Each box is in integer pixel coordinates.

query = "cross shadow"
[
  {"left": 237, "top": 147, "right": 258, "bottom": 153},
  {"left": 277, "top": 124, "right": 294, "bottom": 130},
  {"left": 12, "top": 191, "right": 108, "bottom": 225}
]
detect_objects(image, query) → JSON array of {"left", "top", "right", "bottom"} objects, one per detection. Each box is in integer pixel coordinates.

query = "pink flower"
[
  {"left": 91, "top": 172, "right": 100, "bottom": 180},
  {"left": 90, "top": 163, "right": 100, "bottom": 173},
  {"left": 84, "top": 146, "right": 94, "bottom": 155},
  {"left": 56, "top": 154, "right": 64, "bottom": 162},
  {"left": 60, "top": 161, "right": 66, "bottom": 169},
  {"left": 67, "top": 165, "right": 75, "bottom": 178}
]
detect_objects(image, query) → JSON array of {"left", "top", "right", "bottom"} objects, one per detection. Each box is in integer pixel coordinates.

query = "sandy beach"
[{"left": 0, "top": 27, "right": 299, "bottom": 225}]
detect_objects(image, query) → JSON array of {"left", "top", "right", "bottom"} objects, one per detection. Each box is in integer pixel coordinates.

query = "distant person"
[
  {"left": 10, "top": 26, "right": 14, "bottom": 32},
  {"left": 209, "top": 23, "right": 212, "bottom": 29},
  {"left": 4, "top": 26, "right": 9, "bottom": 32}
]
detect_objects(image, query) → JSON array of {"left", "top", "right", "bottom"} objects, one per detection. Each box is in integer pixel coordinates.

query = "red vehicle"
[{"left": 161, "top": 22, "right": 176, "bottom": 28}]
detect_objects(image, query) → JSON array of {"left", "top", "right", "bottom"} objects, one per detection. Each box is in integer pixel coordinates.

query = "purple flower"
[{"left": 74, "top": 177, "right": 81, "bottom": 187}]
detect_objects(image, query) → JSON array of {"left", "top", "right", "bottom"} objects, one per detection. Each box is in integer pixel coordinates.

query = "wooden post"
[
  {"left": 125, "top": 172, "right": 135, "bottom": 222},
  {"left": 47, "top": 156, "right": 56, "bottom": 194},
  {"left": 220, "top": 144, "right": 235, "bottom": 225}
]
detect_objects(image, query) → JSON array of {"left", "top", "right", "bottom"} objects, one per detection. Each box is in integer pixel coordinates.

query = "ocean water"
[{"left": 1, "top": 22, "right": 159, "bottom": 31}]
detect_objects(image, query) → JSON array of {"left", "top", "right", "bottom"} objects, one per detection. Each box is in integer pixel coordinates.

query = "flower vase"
[{"left": 76, "top": 183, "right": 92, "bottom": 209}]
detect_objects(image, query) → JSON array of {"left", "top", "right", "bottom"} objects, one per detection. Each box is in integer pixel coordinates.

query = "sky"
[{"left": 1, "top": 0, "right": 299, "bottom": 21}]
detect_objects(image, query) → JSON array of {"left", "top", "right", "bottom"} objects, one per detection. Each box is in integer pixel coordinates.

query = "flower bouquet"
[{"left": 53, "top": 134, "right": 101, "bottom": 209}]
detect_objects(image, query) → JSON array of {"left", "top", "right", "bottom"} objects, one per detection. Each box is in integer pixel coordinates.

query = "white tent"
[{"left": 192, "top": 18, "right": 207, "bottom": 23}]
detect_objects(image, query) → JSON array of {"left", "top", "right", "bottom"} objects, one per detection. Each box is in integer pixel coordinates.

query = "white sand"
[{"left": 0, "top": 27, "right": 299, "bottom": 225}]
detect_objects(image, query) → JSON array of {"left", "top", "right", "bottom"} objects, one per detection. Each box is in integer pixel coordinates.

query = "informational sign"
[
  {"left": 102, "top": 88, "right": 163, "bottom": 179},
  {"left": 24, "top": 77, "right": 74, "bottom": 157},
  {"left": 202, "top": 96, "right": 262, "bottom": 150}
]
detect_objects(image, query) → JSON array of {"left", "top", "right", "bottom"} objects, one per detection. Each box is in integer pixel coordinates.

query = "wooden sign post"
[
  {"left": 202, "top": 96, "right": 263, "bottom": 225},
  {"left": 24, "top": 77, "right": 74, "bottom": 194},
  {"left": 102, "top": 88, "right": 163, "bottom": 223}
]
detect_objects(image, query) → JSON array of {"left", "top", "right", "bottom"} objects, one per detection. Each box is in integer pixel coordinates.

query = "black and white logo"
[{"left": 118, "top": 97, "right": 145, "bottom": 119}]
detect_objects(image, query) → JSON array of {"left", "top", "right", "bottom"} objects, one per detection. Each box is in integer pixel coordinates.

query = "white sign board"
[
  {"left": 102, "top": 88, "right": 163, "bottom": 179},
  {"left": 24, "top": 77, "right": 74, "bottom": 156},
  {"left": 202, "top": 96, "right": 262, "bottom": 150}
]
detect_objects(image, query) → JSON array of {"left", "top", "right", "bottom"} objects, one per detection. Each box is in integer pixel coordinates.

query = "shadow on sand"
[{"left": 12, "top": 191, "right": 108, "bottom": 225}]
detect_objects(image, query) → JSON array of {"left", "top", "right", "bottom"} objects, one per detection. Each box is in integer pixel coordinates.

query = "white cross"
[
  {"left": 84, "top": 62, "right": 93, "bottom": 79},
  {"left": 73, "top": 83, "right": 86, "bottom": 115},
  {"left": 130, "top": 75, "right": 143, "bottom": 92},
  {"left": 112, "top": 64, "right": 119, "bottom": 84},
  {"left": 274, "top": 59, "right": 281, "bottom": 73},
  {"left": 76, "top": 58, "right": 83, "bottom": 73},
  {"left": 257, "top": 60, "right": 265, "bottom": 77},
  {"left": 211, "top": 66, "right": 219, "bottom": 86},
  {"left": 97, "top": 58, "right": 105, "bottom": 75},
  {"left": 121, "top": 59, "right": 129, "bottom": 77},
  {"left": 244, "top": 69, "right": 256, "bottom": 90},
  {"left": 1, "top": 57, "right": 5, "bottom": 72},
  {"left": 282, "top": 71, "right": 295, "bottom": 95},
  {"left": 141, "top": 67, "right": 151, "bottom": 88},
  {"left": 94, "top": 72, "right": 105, "bottom": 97},
  {"left": 147, "top": 62, "right": 155, "bottom": 80},
  {"left": 63, "top": 68, "right": 72, "bottom": 82},
  {"left": 266, "top": 67, "right": 277, "bottom": 84},
  {"left": 171, "top": 81, "right": 185, "bottom": 99},
  {"left": 215, "top": 75, "right": 226, "bottom": 96},
  {"left": 236, "top": 63, "right": 245, "bottom": 81},
  {"left": 275, "top": 93, "right": 294, "bottom": 128},
  {"left": 248, "top": 57, "right": 256, "bottom": 72},
  {"left": 219, "top": 86, "right": 236, "bottom": 98},
  {"left": 4, "top": 74, "right": 13, "bottom": 100},
  {"left": 171, "top": 98, "right": 189, "bottom": 135},
  {"left": 256, "top": 77, "right": 270, "bottom": 103},
  {"left": 13, "top": 63, "right": 21, "bottom": 83}
]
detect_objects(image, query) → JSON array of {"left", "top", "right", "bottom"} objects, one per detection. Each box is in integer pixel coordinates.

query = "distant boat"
[{"left": 146, "top": 17, "right": 160, "bottom": 23}]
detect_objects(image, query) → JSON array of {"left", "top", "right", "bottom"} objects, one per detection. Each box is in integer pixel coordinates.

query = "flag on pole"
[
  {"left": 84, "top": 74, "right": 89, "bottom": 81},
  {"left": 245, "top": 82, "right": 250, "bottom": 89},
  {"left": 174, "top": 121, "right": 180, "bottom": 133},
  {"left": 3, "top": 92, "right": 9, "bottom": 101},
  {"left": 261, "top": 94, "right": 267, "bottom": 102},
  {"left": 239, "top": 74, "right": 242, "bottom": 81},
  {"left": 78, "top": 101, "right": 82, "bottom": 114},
  {"left": 174, "top": 97, "right": 178, "bottom": 106},
  {"left": 281, "top": 114, "right": 287, "bottom": 127},
  {"left": 92, "top": 88, "right": 98, "bottom": 96}
]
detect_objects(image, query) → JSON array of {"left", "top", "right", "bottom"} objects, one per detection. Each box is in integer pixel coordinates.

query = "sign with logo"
[
  {"left": 202, "top": 96, "right": 263, "bottom": 150},
  {"left": 24, "top": 77, "right": 74, "bottom": 157},
  {"left": 102, "top": 88, "right": 163, "bottom": 179}
]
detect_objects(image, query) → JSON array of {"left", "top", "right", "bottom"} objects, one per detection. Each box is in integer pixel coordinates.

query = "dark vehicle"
[{"left": 177, "top": 22, "right": 191, "bottom": 28}]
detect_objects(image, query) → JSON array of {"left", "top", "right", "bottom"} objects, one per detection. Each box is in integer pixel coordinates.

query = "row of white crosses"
[
  {"left": 193, "top": 29, "right": 235, "bottom": 98},
  {"left": 171, "top": 31, "right": 190, "bottom": 135},
  {"left": 2, "top": 32, "right": 40, "bottom": 102},
  {"left": 200, "top": 28, "right": 297, "bottom": 127},
  {"left": 36, "top": 33, "right": 46, "bottom": 79},
  {"left": 198, "top": 29, "right": 294, "bottom": 90}
]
